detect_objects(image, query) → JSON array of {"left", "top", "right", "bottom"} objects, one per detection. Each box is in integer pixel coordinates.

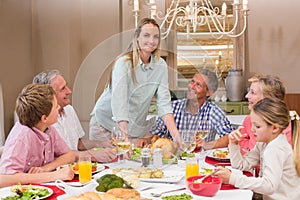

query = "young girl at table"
[
  {"left": 215, "top": 98, "right": 300, "bottom": 200},
  {"left": 0, "top": 83, "right": 75, "bottom": 188}
]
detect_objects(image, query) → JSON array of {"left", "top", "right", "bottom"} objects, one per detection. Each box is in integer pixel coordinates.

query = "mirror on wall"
[{"left": 173, "top": 0, "right": 235, "bottom": 90}]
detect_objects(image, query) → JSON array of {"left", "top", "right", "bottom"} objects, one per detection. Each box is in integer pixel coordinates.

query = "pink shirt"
[
  {"left": 0, "top": 122, "right": 70, "bottom": 174},
  {"left": 239, "top": 115, "right": 292, "bottom": 152}
]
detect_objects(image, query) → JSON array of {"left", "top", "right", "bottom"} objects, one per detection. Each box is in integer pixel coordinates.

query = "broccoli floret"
[
  {"left": 107, "top": 180, "right": 124, "bottom": 190},
  {"left": 96, "top": 184, "right": 107, "bottom": 192},
  {"left": 96, "top": 174, "right": 125, "bottom": 192}
]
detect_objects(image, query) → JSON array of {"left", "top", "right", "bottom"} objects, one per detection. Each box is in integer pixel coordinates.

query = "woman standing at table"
[
  {"left": 215, "top": 98, "right": 300, "bottom": 200},
  {"left": 0, "top": 83, "right": 75, "bottom": 187},
  {"left": 89, "top": 18, "right": 181, "bottom": 147},
  {"left": 239, "top": 74, "right": 292, "bottom": 153}
]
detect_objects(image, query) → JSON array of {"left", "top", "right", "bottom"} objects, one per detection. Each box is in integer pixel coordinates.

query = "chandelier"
[{"left": 132, "top": 0, "right": 249, "bottom": 39}]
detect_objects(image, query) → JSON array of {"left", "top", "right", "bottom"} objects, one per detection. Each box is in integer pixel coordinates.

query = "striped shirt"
[{"left": 150, "top": 99, "right": 234, "bottom": 141}]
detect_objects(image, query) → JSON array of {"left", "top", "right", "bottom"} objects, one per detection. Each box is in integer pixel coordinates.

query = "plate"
[
  {"left": 0, "top": 185, "right": 53, "bottom": 199},
  {"left": 60, "top": 163, "right": 105, "bottom": 174},
  {"left": 139, "top": 170, "right": 184, "bottom": 183},
  {"left": 207, "top": 149, "right": 230, "bottom": 162},
  {"left": 199, "top": 167, "right": 214, "bottom": 175}
]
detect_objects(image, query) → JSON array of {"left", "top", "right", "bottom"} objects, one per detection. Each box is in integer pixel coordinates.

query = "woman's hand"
[
  {"left": 214, "top": 166, "right": 232, "bottom": 183},
  {"left": 134, "top": 138, "right": 151, "bottom": 148}
]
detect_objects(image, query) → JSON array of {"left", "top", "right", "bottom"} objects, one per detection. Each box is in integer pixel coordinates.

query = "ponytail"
[{"left": 290, "top": 111, "right": 300, "bottom": 176}]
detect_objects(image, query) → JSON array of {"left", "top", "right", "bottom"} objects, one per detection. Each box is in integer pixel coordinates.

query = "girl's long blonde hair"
[{"left": 253, "top": 98, "right": 300, "bottom": 176}]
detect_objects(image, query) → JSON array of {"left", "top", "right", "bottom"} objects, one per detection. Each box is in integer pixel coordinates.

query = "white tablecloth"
[
  {"left": 55, "top": 150, "right": 253, "bottom": 200},
  {"left": 94, "top": 155, "right": 253, "bottom": 200}
]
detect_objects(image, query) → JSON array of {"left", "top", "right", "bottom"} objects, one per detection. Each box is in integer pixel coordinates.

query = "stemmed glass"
[
  {"left": 180, "top": 130, "right": 197, "bottom": 156},
  {"left": 111, "top": 126, "right": 131, "bottom": 163},
  {"left": 196, "top": 120, "right": 210, "bottom": 153}
]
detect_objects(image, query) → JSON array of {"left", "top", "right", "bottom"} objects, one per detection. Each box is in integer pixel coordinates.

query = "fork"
[{"left": 151, "top": 187, "right": 186, "bottom": 197}]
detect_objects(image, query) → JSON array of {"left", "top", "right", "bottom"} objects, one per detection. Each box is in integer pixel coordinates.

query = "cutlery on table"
[
  {"left": 196, "top": 169, "right": 219, "bottom": 183},
  {"left": 150, "top": 187, "right": 186, "bottom": 197}
]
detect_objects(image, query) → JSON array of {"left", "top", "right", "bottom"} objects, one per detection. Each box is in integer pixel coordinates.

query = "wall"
[
  {"left": 0, "top": 0, "right": 34, "bottom": 135},
  {"left": 0, "top": 0, "right": 300, "bottom": 138},
  {"left": 247, "top": 0, "right": 300, "bottom": 93}
]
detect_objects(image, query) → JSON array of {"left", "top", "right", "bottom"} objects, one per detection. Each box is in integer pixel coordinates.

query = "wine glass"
[
  {"left": 196, "top": 120, "right": 210, "bottom": 152},
  {"left": 180, "top": 130, "right": 196, "bottom": 156},
  {"left": 111, "top": 126, "right": 131, "bottom": 163}
]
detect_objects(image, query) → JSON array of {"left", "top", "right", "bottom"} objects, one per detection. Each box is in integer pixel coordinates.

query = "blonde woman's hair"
[
  {"left": 108, "top": 18, "right": 161, "bottom": 87},
  {"left": 16, "top": 83, "right": 56, "bottom": 127},
  {"left": 253, "top": 98, "right": 300, "bottom": 176},
  {"left": 248, "top": 74, "right": 285, "bottom": 100}
]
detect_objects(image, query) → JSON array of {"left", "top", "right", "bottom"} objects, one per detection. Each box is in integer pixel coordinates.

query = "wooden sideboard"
[
  {"left": 149, "top": 100, "right": 250, "bottom": 116},
  {"left": 214, "top": 101, "right": 250, "bottom": 115}
]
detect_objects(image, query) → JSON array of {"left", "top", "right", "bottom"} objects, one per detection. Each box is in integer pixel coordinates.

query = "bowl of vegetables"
[{"left": 187, "top": 175, "right": 222, "bottom": 197}]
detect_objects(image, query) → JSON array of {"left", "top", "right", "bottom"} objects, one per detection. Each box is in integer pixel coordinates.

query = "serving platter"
[{"left": 139, "top": 170, "right": 184, "bottom": 183}]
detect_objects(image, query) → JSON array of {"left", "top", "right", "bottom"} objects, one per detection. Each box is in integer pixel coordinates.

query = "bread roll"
[
  {"left": 150, "top": 137, "right": 178, "bottom": 159},
  {"left": 106, "top": 188, "right": 140, "bottom": 200}
]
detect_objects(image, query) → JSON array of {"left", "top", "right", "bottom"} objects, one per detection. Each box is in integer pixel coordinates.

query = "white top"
[
  {"left": 229, "top": 134, "right": 300, "bottom": 200},
  {"left": 53, "top": 105, "right": 85, "bottom": 150}
]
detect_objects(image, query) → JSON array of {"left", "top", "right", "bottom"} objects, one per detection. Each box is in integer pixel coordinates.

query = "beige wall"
[{"left": 0, "top": 0, "right": 299, "bottom": 138}]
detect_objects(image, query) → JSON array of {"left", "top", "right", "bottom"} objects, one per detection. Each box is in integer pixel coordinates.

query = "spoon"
[
  {"left": 195, "top": 170, "right": 218, "bottom": 183},
  {"left": 151, "top": 187, "right": 186, "bottom": 197}
]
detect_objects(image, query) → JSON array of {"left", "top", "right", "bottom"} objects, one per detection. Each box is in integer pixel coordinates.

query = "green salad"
[
  {"left": 130, "top": 147, "right": 178, "bottom": 164},
  {"left": 162, "top": 193, "right": 193, "bottom": 200},
  {"left": 2, "top": 185, "right": 51, "bottom": 200}
]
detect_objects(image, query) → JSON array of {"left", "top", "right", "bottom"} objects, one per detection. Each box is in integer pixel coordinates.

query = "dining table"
[{"left": 28, "top": 149, "right": 253, "bottom": 200}]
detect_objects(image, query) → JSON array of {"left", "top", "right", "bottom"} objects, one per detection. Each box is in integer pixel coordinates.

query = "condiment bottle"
[
  {"left": 153, "top": 148, "right": 163, "bottom": 168},
  {"left": 141, "top": 147, "right": 150, "bottom": 167}
]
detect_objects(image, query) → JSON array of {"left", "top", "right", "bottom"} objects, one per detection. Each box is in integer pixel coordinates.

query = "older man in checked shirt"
[{"left": 150, "top": 69, "right": 234, "bottom": 150}]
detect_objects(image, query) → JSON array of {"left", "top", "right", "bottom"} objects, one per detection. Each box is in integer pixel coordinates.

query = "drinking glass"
[
  {"left": 112, "top": 126, "right": 131, "bottom": 163},
  {"left": 78, "top": 154, "right": 92, "bottom": 184},
  {"left": 196, "top": 120, "right": 211, "bottom": 161},
  {"left": 196, "top": 120, "right": 210, "bottom": 148},
  {"left": 185, "top": 157, "right": 199, "bottom": 179},
  {"left": 181, "top": 130, "right": 196, "bottom": 155}
]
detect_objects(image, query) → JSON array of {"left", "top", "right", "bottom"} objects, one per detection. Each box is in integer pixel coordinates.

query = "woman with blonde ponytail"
[{"left": 89, "top": 18, "right": 181, "bottom": 148}]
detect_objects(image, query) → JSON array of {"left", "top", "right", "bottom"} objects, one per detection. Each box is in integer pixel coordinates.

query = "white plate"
[
  {"left": 93, "top": 164, "right": 105, "bottom": 174},
  {"left": 0, "top": 185, "right": 53, "bottom": 199},
  {"left": 139, "top": 170, "right": 184, "bottom": 183},
  {"left": 207, "top": 149, "right": 230, "bottom": 162}
]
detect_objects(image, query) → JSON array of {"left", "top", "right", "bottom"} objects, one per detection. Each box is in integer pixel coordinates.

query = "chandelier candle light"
[{"left": 132, "top": 0, "right": 249, "bottom": 39}]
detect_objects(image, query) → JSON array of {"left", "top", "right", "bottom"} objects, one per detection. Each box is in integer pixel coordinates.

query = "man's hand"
[{"left": 90, "top": 148, "right": 117, "bottom": 163}]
